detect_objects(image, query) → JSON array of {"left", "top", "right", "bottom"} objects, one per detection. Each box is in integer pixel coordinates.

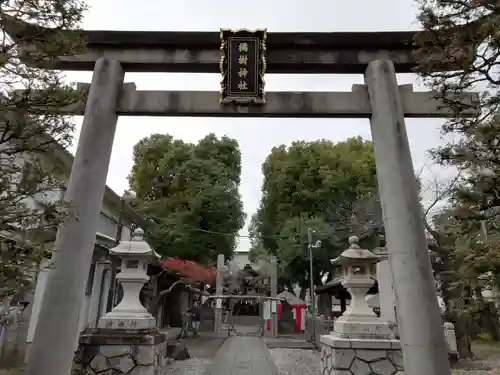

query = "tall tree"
[
  {"left": 249, "top": 137, "right": 381, "bottom": 293},
  {"left": 0, "top": 3, "right": 87, "bottom": 300},
  {"left": 422, "top": 163, "right": 500, "bottom": 357},
  {"left": 128, "top": 133, "right": 245, "bottom": 265},
  {"left": 415, "top": 0, "right": 500, "bottom": 219},
  {"left": 415, "top": 1, "right": 500, "bottom": 352},
  {"left": 427, "top": 201, "right": 500, "bottom": 357},
  {"left": 415, "top": 0, "right": 498, "bottom": 124}
]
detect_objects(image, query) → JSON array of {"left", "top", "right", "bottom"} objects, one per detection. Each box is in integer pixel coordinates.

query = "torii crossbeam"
[{"left": 3, "top": 15, "right": 460, "bottom": 74}]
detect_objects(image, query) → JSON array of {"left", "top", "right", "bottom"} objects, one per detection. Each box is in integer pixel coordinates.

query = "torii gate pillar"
[
  {"left": 25, "top": 58, "right": 124, "bottom": 375},
  {"left": 365, "top": 60, "right": 450, "bottom": 375},
  {"left": 214, "top": 254, "right": 225, "bottom": 333}
]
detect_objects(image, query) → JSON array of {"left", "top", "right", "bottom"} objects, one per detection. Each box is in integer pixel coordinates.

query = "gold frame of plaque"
[{"left": 220, "top": 28, "right": 267, "bottom": 105}]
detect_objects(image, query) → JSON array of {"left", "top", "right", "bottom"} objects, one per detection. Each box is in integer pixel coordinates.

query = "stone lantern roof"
[
  {"left": 330, "top": 236, "right": 381, "bottom": 266},
  {"left": 109, "top": 228, "right": 160, "bottom": 259}
]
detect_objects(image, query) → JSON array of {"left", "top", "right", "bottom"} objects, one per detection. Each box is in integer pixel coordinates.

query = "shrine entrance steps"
[{"left": 203, "top": 336, "right": 280, "bottom": 375}]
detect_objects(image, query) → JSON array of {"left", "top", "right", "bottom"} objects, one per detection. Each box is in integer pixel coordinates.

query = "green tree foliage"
[
  {"left": 415, "top": 0, "right": 500, "bottom": 227},
  {"left": 249, "top": 137, "right": 381, "bottom": 292},
  {"left": 427, "top": 203, "right": 500, "bottom": 358},
  {"left": 415, "top": 0, "right": 498, "bottom": 126},
  {"left": 415, "top": 0, "right": 500, "bottom": 352},
  {"left": 128, "top": 133, "right": 245, "bottom": 265},
  {"left": 0, "top": 3, "right": 87, "bottom": 300},
  {"left": 422, "top": 115, "right": 500, "bottom": 355},
  {"left": 415, "top": 0, "right": 500, "bottom": 223}
]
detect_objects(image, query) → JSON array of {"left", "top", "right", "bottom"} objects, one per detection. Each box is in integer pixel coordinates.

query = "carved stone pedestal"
[
  {"left": 320, "top": 334, "right": 403, "bottom": 375},
  {"left": 73, "top": 328, "right": 167, "bottom": 375}
]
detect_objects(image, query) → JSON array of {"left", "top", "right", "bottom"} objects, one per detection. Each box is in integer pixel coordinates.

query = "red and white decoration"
[{"left": 266, "top": 290, "right": 307, "bottom": 332}]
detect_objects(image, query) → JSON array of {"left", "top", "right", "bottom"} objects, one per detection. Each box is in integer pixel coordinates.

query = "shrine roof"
[{"left": 277, "top": 290, "right": 306, "bottom": 305}]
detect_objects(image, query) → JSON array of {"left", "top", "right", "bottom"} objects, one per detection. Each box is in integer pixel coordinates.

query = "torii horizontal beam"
[
  {"left": 61, "top": 83, "right": 478, "bottom": 118},
  {"left": 3, "top": 16, "right": 430, "bottom": 74},
  {"left": 49, "top": 44, "right": 415, "bottom": 74}
]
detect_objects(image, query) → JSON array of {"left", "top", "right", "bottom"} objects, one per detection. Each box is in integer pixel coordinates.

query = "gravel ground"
[
  {"left": 451, "top": 342, "right": 500, "bottom": 375},
  {"left": 161, "top": 334, "right": 224, "bottom": 375},
  {"left": 161, "top": 358, "right": 212, "bottom": 375},
  {"left": 269, "top": 348, "right": 320, "bottom": 375}
]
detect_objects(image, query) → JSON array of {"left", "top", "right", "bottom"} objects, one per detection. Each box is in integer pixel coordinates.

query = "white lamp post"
[{"left": 99, "top": 228, "right": 160, "bottom": 330}]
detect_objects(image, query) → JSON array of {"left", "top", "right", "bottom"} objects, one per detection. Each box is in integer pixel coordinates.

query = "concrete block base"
[
  {"left": 73, "top": 328, "right": 167, "bottom": 375},
  {"left": 320, "top": 334, "right": 404, "bottom": 375}
]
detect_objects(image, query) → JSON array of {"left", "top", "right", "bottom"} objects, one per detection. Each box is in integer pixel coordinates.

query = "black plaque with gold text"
[{"left": 220, "top": 29, "right": 267, "bottom": 105}]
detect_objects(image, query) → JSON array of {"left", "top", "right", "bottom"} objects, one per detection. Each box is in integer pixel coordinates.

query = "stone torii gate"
[{"left": 5, "top": 21, "right": 477, "bottom": 375}]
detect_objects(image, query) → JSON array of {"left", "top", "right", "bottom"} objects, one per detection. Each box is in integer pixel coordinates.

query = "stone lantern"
[
  {"left": 330, "top": 236, "right": 394, "bottom": 339},
  {"left": 98, "top": 228, "right": 160, "bottom": 330},
  {"left": 320, "top": 236, "right": 404, "bottom": 375}
]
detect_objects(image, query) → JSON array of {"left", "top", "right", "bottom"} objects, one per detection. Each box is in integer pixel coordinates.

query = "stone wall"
[
  {"left": 73, "top": 329, "right": 167, "bottom": 375},
  {"left": 320, "top": 335, "right": 403, "bottom": 375}
]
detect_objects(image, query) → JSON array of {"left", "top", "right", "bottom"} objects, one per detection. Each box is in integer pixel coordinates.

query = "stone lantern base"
[
  {"left": 98, "top": 312, "right": 157, "bottom": 330},
  {"left": 73, "top": 328, "right": 167, "bottom": 375},
  {"left": 333, "top": 316, "right": 396, "bottom": 340},
  {"left": 320, "top": 334, "right": 404, "bottom": 375}
]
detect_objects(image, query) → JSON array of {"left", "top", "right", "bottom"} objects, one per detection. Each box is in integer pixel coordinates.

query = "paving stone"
[
  {"left": 388, "top": 350, "right": 403, "bottom": 368},
  {"left": 132, "top": 345, "right": 155, "bottom": 365},
  {"left": 332, "top": 349, "right": 355, "bottom": 370},
  {"left": 204, "top": 336, "right": 278, "bottom": 375},
  {"left": 89, "top": 353, "right": 109, "bottom": 372},
  {"left": 108, "top": 354, "right": 136, "bottom": 373},
  {"left": 350, "top": 358, "right": 371, "bottom": 375},
  {"left": 369, "top": 358, "right": 396, "bottom": 374}
]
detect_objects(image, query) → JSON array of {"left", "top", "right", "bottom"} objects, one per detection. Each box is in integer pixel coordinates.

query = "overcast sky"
[{"left": 66, "top": 0, "right": 453, "bottom": 251}]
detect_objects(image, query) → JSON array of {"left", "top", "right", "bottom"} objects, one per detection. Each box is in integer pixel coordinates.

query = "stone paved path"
[{"left": 204, "top": 336, "right": 279, "bottom": 375}]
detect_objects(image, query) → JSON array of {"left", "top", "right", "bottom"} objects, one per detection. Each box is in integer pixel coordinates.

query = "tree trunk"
[
  {"left": 340, "top": 297, "right": 347, "bottom": 315},
  {"left": 441, "top": 284, "right": 474, "bottom": 358},
  {"left": 469, "top": 287, "right": 499, "bottom": 340},
  {"left": 299, "top": 287, "right": 307, "bottom": 301},
  {"left": 317, "top": 293, "right": 332, "bottom": 317},
  {"left": 454, "top": 314, "right": 474, "bottom": 359},
  {"left": 479, "top": 302, "right": 500, "bottom": 341}
]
